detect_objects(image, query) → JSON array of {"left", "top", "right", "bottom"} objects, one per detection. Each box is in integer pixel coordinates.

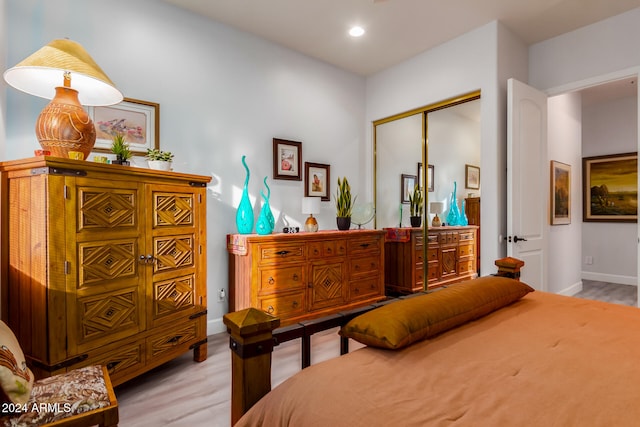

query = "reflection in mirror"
[{"left": 376, "top": 113, "right": 423, "bottom": 228}]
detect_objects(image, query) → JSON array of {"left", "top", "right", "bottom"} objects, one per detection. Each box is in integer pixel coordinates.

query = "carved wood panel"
[
  {"left": 78, "top": 240, "right": 138, "bottom": 288},
  {"left": 79, "top": 290, "right": 140, "bottom": 343},
  {"left": 153, "top": 192, "right": 194, "bottom": 227},
  {"left": 148, "top": 322, "right": 198, "bottom": 358},
  {"left": 154, "top": 235, "right": 195, "bottom": 272},
  {"left": 308, "top": 262, "right": 346, "bottom": 311},
  {"left": 153, "top": 274, "right": 196, "bottom": 320},
  {"left": 78, "top": 188, "right": 136, "bottom": 230}
]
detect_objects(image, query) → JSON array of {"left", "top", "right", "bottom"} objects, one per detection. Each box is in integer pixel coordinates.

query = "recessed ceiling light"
[{"left": 349, "top": 26, "right": 365, "bottom": 37}]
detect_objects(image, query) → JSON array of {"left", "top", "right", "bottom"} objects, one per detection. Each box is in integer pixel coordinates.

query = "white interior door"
[{"left": 507, "top": 78, "right": 548, "bottom": 290}]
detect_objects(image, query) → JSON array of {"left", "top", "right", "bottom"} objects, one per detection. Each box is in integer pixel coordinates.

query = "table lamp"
[
  {"left": 430, "top": 201, "right": 444, "bottom": 227},
  {"left": 3, "top": 39, "right": 123, "bottom": 159},
  {"left": 302, "top": 197, "right": 321, "bottom": 232}
]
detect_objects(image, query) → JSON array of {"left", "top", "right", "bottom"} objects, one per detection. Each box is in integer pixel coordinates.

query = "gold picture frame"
[{"left": 550, "top": 160, "right": 571, "bottom": 225}]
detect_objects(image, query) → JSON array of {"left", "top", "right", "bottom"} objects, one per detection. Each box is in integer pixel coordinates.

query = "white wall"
[
  {"left": 582, "top": 96, "right": 638, "bottom": 285},
  {"left": 530, "top": 8, "right": 640, "bottom": 291},
  {"left": 547, "top": 92, "right": 583, "bottom": 294},
  {"left": 3, "top": 0, "right": 366, "bottom": 334},
  {"left": 0, "top": 0, "right": 5, "bottom": 160},
  {"left": 366, "top": 21, "right": 528, "bottom": 275}
]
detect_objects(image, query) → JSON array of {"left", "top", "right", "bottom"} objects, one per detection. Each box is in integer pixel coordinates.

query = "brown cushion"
[
  {"left": 340, "top": 276, "right": 534, "bottom": 350},
  {"left": 0, "top": 321, "right": 33, "bottom": 405}
]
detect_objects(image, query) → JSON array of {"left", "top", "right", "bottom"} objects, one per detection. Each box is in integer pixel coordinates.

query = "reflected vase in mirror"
[{"left": 410, "top": 216, "right": 422, "bottom": 227}]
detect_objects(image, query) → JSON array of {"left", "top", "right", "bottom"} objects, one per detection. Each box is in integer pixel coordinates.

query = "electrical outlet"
[
  {"left": 585, "top": 256, "right": 593, "bottom": 265},
  {"left": 218, "top": 289, "right": 226, "bottom": 302}
]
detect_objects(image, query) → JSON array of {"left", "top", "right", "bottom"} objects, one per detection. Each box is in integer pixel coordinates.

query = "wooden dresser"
[
  {"left": 227, "top": 230, "right": 385, "bottom": 325},
  {"left": 465, "top": 197, "right": 480, "bottom": 274},
  {"left": 0, "top": 157, "right": 210, "bottom": 385},
  {"left": 384, "top": 226, "right": 478, "bottom": 294}
]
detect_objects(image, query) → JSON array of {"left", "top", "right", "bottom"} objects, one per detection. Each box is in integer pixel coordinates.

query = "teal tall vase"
[
  {"left": 235, "top": 156, "right": 254, "bottom": 234},
  {"left": 460, "top": 199, "right": 468, "bottom": 226},
  {"left": 256, "top": 176, "right": 274, "bottom": 235},
  {"left": 446, "top": 181, "right": 460, "bottom": 226}
]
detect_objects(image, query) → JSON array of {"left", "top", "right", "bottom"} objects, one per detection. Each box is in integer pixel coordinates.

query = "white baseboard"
[
  {"left": 581, "top": 271, "right": 637, "bottom": 286},
  {"left": 208, "top": 317, "right": 226, "bottom": 336},
  {"left": 558, "top": 280, "right": 583, "bottom": 296}
]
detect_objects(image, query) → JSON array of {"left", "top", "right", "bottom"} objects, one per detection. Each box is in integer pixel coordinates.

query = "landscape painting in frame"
[
  {"left": 550, "top": 160, "right": 571, "bottom": 225},
  {"left": 583, "top": 152, "right": 637, "bottom": 222}
]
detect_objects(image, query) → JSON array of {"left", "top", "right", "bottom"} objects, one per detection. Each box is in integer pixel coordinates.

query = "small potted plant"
[
  {"left": 334, "top": 176, "right": 356, "bottom": 230},
  {"left": 146, "top": 148, "right": 174, "bottom": 171},
  {"left": 110, "top": 133, "right": 132, "bottom": 165},
  {"left": 409, "top": 184, "right": 423, "bottom": 227}
]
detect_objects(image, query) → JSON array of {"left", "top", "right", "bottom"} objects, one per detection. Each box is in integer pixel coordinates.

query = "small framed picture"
[
  {"left": 273, "top": 138, "right": 302, "bottom": 180},
  {"left": 465, "top": 164, "right": 480, "bottom": 190},
  {"left": 550, "top": 160, "right": 571, "bottom": 225},
  {"left": 305, "top": 162, "right": 330, "bottom": 201},
  {"left": 401, "top": 174, "right": 416, "bottom": 204},
  {"left": 427, "top": 164, "right": 435, "bottom": 192},
  {"left": 90, "top": 97, "right": 159, "bottom": 155}
]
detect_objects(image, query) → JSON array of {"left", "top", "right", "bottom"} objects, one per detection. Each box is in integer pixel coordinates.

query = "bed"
[{"left": 224, "top": 260, "right": 640, "bottom": 426}]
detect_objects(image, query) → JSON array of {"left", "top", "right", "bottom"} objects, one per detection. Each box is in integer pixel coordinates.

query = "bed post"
[
  {"left": 223, "top": 308, "right": 280, "bottom": 426},
  {"left": 494, "top": 257, "right": 525, "bottom": 280}
]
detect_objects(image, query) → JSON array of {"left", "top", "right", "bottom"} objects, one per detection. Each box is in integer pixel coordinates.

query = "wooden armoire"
[{"left": 0, "top": 157, "right": 210, "bottom": 385}]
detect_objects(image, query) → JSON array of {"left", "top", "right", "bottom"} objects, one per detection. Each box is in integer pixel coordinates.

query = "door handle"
[{"left": 513, "top": 235, "right": 527, "bottom": 242}]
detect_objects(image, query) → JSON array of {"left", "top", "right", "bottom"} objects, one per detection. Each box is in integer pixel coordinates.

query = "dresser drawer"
[
  {"left": 438, "top": 232, "right": 459, "bottom": 245},
  {"left": 258, "top": 243, "right": 305, "bottom": 265},
  {"left": 80, "top": 340, "right": 145, "bottom": 386},
  {"left": 458, "top": 243, "right": 475, "bottom": 258},
  {"left": 350, "top": 278, "right": 381, "bottom": 301},
  {"left": 309, "top": 239, "right": 347, "bottom": 258},
  {"left": 426, "top": 248, "right": 438, "bottom": 262},
  {"left": 349, "top": 256, "right": 381, "bottom": 279},
  {"left": 259, "top": 291, "right": 306, "bottom": 318},
  {"left": 459, "top": 231, "right": 475, "bottom": 242},
  {"left": 348, "top": 236, "right": 381, "bottom": 256},
  {"left": 146, "top": 320, "right": 202, "bottom": 362},
  {"left": 259, "top": 266, "right": 305, "bottom": 294},
  {"left": 458, "top": 259, "right": 476, "bottom": 274}
]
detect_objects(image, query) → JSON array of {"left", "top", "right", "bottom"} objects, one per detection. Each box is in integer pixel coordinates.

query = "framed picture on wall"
[
  {"left": 90, "top": 97, "right": 160, "bottom": 154},
  {"left": 273, "top": 138, "right": 302, "bottom": 180},
  {"left": 305, "top": 162, "right": 330, "bottom": 201},
  {"left": 401, "top": 174, "right": 416, "bottom": 204},
  {"left": 583, "top": 152, "right": 637, "bottom": 222},
  {"left": 550, "top": 160, "right": 571, "bottom": 225},
  {"left": 465, "top": 164, "right": 480, "bottom": 190},
  {"left": 427, "top": 164, "right": 435, "bottom": 192}
]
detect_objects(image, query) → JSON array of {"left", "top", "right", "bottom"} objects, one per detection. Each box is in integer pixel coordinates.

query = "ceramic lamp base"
[
  {"left": 305, "top": 215, "right": 318, "bottom": 232},
  {"left": 432, "top": 214, "right": 442, "bottom": 227}
]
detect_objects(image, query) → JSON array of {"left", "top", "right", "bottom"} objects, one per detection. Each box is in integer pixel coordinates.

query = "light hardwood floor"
[{"left": 115, "top": 280, "right": 635, "bottom": 426}]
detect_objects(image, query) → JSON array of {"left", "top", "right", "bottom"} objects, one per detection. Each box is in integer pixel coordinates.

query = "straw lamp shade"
[{"left": 4, "top": 39, "right": 123, "bottom": 158}]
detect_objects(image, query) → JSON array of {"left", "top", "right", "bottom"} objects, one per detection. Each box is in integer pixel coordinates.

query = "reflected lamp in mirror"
[
  {"left": 302, "top": 196, "right": 321, "bottom": 232},
  {"left": 3, "top": 39, "right": 123, "bottom": 159},
  {"left": 430, "top": 201, "right": 445, "bottom": 227}
]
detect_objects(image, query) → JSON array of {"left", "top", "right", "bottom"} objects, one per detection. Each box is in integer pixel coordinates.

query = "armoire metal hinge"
[
  {"left": 64, "top": 185, "right": 69, "bottom": 199},
  {"left": 64, "top": 261, "right": 70, "bottom": 274},
  {"left": 199, "top": 194, "right": 202, "bottom": 203}
]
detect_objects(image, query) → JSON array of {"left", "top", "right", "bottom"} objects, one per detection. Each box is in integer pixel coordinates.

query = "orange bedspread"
[{"left": 237, "top": 292, "right": 640, "bottom": 426}]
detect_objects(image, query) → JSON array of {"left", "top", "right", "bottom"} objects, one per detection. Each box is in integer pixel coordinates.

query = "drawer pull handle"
[
  {"left": 268, "top": 277, "right": 275, "bottom": 284},
  {"left": 292, "top": 301, "right": 299, "bottom": 308},
  {"left": 267, "top": 305, "right": 275, "bottom": 314},
  {"left": 326, "top": 248, "right": 332, "bottom": 253},
  {"left": 168, "top": 335, "right": 182, "bottom": 344},
  {"left": 354, "top": 288, "right": 359, "bottom": 293},
  {"left": 276, "top": 250, "right": 291, "bottom": 256},
  {"left": 292, "top": 274, "right": 299, "bottom": 281},
  {"left": 359, "top": 243, "right": 370, "bottom": 248},
  {"left": 106, "top": 361, "right": 120, "bottom": 371},
  {"left": 308, "top": 283, "right": 313, "bottom": 288}
]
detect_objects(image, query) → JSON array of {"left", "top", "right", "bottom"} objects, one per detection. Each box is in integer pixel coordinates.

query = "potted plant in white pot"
[{"left": 146, "top": 148, "right": 174, "bottom": 171}]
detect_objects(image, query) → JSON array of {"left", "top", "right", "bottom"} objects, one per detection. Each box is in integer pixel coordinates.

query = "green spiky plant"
[
  {"left": 111, "top": 133, "right": 132, "bottom": 161},
  {"left": 335, "top": 177, "right": 356, "bottom": 217},
  {"left": 409, "top": 184, "right": 423, "bottom": 217}
]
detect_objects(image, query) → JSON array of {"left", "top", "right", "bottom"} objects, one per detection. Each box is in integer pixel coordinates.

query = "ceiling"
[{"left": 164, "top": 0, "right": 640, "bottom": 76}]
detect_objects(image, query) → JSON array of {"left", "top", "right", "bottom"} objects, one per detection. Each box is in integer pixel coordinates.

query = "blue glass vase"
[
  {"left": 256, "top": 176, "right": 274, "bottom": 235},
  {"left": 460, "top": 199, "right": 468, "bottom": 226},
  {"left": 235, "top": 155, "right": 254, "bottom": 234},
  {"left": 446, "top": 181, "right": 460, "bottom": 226}
]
